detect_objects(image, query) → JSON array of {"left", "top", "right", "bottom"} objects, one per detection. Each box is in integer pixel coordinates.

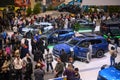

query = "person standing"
[
  {"left": 2, "top": 30, "right": 7, "bottom": 44},
  {"left": 60, "top": 49, "right": 67, "bottom": 68},
  {"left": 37, "top": 38, "right": 44, "bottom": 61},
  {"left": 74, "top": 68, "right": 81, "bottom": 80},
  {"left": 31, "top": 37, "right": 37, "bottom": 55},
  {"left": 45, "top": 48, "right": 53, "bottom": 72},
  {"left": 13, "top": 55, "right": 23, "bottom": 80},
  {"left": 24, "top": 58, "right": 33, "bottom": 80},
  {"left": 54, "top": 57, "right": 64, "bottom": 78},
  {"left": 24, "top": 38, "right": 29, "bottom": 48},
  {"left": 63, "top": 63, "right": 75, "bottom": 80},
  {"left": 88, "top": 42, "right": 92, "bottom": 61},
  {"left": 88, "top": 42, "right": 92, "bottom": 55},
  {"left": 1, "top": 51, "right": 10, "bottom": 80},
  {"left": 109, "top": 46, "right": 117, "bottom": 66},
  {"left": 20, "top": 44, "right": 29, "bottom": 59},
  {"left": 13, "top": 25, "right": 18, "bottom": 33},
  {"left": 34, "top": 63, "right": 45, "bottom": 80}
]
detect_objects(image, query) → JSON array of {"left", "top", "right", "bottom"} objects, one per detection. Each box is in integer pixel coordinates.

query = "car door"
[
  {"left": 50, "top": 31, "right": 59, "bottom": 43},
  {"left": 58, "top": 31, "right": 68, "bottom": 41},
  {"left": 88, "top": 39, "right": 103, "bottom": 55},
  {"left": 74, "top": 40, "right": 89, "bottom": 58}
]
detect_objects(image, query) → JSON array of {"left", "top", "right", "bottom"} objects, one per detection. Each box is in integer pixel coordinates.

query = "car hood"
[
  {"left": 53, "top": 43, "right": 72, "bottom": 54},
  {"left": 99, "top": 67, "right": 120, "bottom": 80}
]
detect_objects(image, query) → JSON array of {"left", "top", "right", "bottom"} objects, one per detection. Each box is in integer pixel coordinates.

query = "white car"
[
  {"left": 22, "top": 25, "right": 39, "bottom": 33},
  {"left": 34, "top": 22, "right": 53, "bottom": 31},
  {"left": 22, "top": 22, "right": 54, "bottom": 34}
]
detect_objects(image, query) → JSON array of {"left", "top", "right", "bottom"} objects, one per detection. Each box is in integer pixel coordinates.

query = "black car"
[{"left": 58, "top": 4, "right": 81, "bottom": 14}]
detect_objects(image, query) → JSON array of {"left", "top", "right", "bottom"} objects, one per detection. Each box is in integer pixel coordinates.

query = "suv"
[
  {"left": 97, "top": 63, "right": 120, "bottom": 80},
  {"left": 53, "top": 33, "right": 108, "bottom": 62},
  {"left": 39, "top": 29, "right": 75, "bottom": 44}
]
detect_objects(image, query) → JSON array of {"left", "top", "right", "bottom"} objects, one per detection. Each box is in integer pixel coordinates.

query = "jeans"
[
  {"left": 110, "top": 56, "right": 115, "bottom": 66},
  {"left": 46, "top": 63, "right": 53, "bottom": 72}
]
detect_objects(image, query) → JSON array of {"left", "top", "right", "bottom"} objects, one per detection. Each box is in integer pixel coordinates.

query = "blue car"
[
  {"left": 97, "top": 63, "right": 120, "bottom": 80},
  {"left": 40, "top": 29, "right": 75, "bottom": 44},
  {"left": 53, "top": 33, "right": 108, "bottom": 62}
]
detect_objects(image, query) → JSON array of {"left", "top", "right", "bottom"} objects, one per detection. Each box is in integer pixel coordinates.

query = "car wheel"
[
  {"left": 86, "top": 52, "right": 92, "bottom": 63},
  {"left": 96, "top": 50, "right": 104, "bottom": 58}
]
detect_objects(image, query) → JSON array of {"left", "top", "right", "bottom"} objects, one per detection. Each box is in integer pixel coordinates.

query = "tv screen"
[{"left": 0, "top": 0, "right": 14, "bottom": 7}]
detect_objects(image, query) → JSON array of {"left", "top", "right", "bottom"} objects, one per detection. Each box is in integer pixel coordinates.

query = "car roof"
[
  {"left": 77, "top": 19, "right": 92, "bottom": 22},
  {"left": 74, "top": 33, "right": 104, "bottom": 41},
  {"left": 34, "top": 22, "right": 52, "bottom": 25},
  {"left": 102, "top": 18, "right": 120, "bottom": 25},
  {"left": 55, "top": 29, "right": 74, "bottom": 32}
]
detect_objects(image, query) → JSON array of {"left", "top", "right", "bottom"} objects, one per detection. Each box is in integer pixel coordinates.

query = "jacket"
[{"left": 34, "top": 68, "right": 45, "bottom": 80}]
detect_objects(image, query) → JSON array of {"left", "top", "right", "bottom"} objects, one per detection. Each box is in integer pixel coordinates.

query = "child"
[{"left": 74, "top": 68, "right": 81, "bottom": 80}]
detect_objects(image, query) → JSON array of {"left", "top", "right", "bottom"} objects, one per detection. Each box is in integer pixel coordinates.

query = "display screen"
[{"left": 0, "top": 0, "right": 14, "bottom": 7}]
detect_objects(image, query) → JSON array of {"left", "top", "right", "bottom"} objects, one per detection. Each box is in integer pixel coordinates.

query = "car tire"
[
  {"left": 96, "top": 50, "right": 104, "bottom": 58},
  {"left": 86, "top": 52, "right": 92, "bottom": 63}
]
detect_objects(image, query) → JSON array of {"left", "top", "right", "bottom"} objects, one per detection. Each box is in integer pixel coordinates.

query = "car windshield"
[
  {"left": 66, "top": 39, "right": 79, "bottom": 46},
  {"left": 42, "top": 29, "right": 54, "bottom": 34},
  {"left": 110, "top": 26, "right": 120, "bottom": 35},
  {"left": 27, "top": 25, "right": 40, "bottom": 29}
]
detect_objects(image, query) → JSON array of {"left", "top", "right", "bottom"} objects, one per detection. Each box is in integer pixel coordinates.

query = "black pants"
[
  {"left": 46, "top": 63, "right": 53, "bottom": 72},
  {"left": 15, "top": 69, "right": 22, "bottom": 80},
  {"left": 1, "top": 71, "right": 9, "bottom": 80},
  {"left": 24, "top": 73, "right": 32, "bottom": 80}
]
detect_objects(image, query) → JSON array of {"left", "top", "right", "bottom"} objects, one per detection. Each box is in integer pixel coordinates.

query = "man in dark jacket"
[
  {"left": 36, "top": 38, "right": 44, "bottom": 61},
  {"left": 24, "top": 58, "right": 33, "bottom": 80},
  {"left": 34, "top": 63, "right": 45, "bottom": 80},
  {"left": 20, "top": 44, "right": 29, "bottom": 59},
  {"left": 60, "top": 49, "right": 67, "bottom": 68},
  {"left": 31, "top": 37, "right": 37, "bottom": 54},
  {"left": 54, "top": 57, "right": 64, "bottom": 78}
]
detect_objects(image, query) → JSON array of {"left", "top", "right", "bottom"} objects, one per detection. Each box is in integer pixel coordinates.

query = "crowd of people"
[{"left": 0, "top": 9, "right": 120, "bottom": 80}]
